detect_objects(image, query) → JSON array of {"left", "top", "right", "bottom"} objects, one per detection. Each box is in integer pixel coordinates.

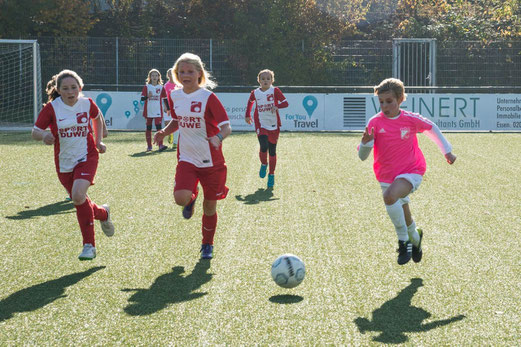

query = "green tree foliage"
[{"left": 0, "top": 0, "right": 96, "bottom": 38}]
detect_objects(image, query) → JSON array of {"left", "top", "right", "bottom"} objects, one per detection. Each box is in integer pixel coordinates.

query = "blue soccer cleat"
[
  {"left": 267, "top": 174, "right": 275, "bottom": 188},
  {"left": 182, "top": 188, "right": 199, "bottom": 219},
  {"left": 200, "top": 244, "right": 213, "bottom": 259},
  {"left": 259, "top": 164, "right": 267, "bottom": 178}
]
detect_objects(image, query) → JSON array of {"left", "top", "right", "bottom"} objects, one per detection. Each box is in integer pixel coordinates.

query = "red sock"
[
  {"left": 202, "top": 213, "right": 217, "bottom": 245},
  {"left": 269, "top": 155, "right": 277, "bottom": 174},
  {"left": 75, "top": 200, "right": 95, "bottom": 246},
  {"left": 90, "top": 199, "right": 108, "bottom": 221},
  {"left": 146, "top": 131, "right": 152, "bottom": 147},
  {"left": 259, "top": 151, "right": 268, "bottom": 165}
]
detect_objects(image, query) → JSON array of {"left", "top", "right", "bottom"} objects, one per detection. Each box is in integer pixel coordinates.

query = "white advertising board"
[{"left": 84, "top": 91, "right": 521, "bottom": 131}]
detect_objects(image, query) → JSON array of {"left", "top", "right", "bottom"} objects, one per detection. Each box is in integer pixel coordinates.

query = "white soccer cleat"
[
  {"left": 78, "top": 243, "right": 96, "bottom": 260},
  {"left": 100, "top": 204, "right": 115, "bottom": 237}
]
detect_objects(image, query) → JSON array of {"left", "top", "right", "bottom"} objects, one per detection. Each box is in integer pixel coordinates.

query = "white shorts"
[{"left": 380, "top": 173, "right": 423, "bottom": 205}]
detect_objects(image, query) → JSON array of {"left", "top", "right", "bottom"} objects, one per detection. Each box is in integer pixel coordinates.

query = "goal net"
[{"left": 0, "top": 40, "right": 42, "bottom": 129}]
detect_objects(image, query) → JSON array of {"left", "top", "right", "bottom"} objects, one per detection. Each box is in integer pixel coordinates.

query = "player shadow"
[
  {"left": 235, "top": 188, "right": 279, "bottom": 205},
  {"left": 354, "top": 278, "right": 465, "bottom": 344},
  {"left": 129, "top": 148, "right": 172, "bottom": 158},
  {"left": 5, "top": 200, "right": 74, "bottom": 220},
  {"left": 122, "top": 259, "right": 212, "bottom": 316},
  {"left": 269, "top": 294, "right": 304, "bottom": 304},
  {"left": 0, "top": 266, "right": 105, "bottom": 322}
]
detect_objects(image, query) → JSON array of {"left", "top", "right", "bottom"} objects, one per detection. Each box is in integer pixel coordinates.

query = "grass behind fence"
[{"left": 0, "top": 131, "right": 520, "bottom": 345}]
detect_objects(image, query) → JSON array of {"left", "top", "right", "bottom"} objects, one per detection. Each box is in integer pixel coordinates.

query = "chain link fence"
[{"left": 37, "top": 37, "right": 521, "bottom": 93}]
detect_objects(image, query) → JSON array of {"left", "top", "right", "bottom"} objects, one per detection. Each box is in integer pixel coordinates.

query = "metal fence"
[{"left": 37, "top": 37, "right": 521, "bottom": 93}]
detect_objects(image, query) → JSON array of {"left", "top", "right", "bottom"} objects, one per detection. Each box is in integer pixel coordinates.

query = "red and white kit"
[
  {"left": 245, "top": 86, "right": 288, "bottom": 134},
  {"left": 168, "top": 88, "right": 230, "bottom": 168},
  {"left": 141, "top": 84, "right": 167, "bottom": 118},
  {"left": 34, "top": 96, "right": 101, "bottom": 174}
]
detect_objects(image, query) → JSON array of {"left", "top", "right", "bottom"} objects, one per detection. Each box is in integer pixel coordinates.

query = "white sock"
[
  {"left": 385, "top": 200, "right": 408, "bottom": 241},
  {"left": 407, "top": 221, "right": 420, "bottom": 247}
]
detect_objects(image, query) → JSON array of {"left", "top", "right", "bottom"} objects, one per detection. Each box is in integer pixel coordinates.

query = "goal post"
[{"left": 0, "top": 39, "right": 42, "bottom": 129}]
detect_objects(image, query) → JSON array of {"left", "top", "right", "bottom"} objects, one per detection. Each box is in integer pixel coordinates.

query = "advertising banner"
[{"left": 84, "top": 91, "right": 521, "bottom": 132}]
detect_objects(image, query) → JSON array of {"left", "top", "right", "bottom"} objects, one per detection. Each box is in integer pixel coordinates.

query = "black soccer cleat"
[
  {"left": 397, "top": 240, "right": 412, "bottom": 265},
  {"left": 412, "top": 229, "right": 423, "bottom": 263}
]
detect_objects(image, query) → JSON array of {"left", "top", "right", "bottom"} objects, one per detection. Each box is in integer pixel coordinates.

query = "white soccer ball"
[{"left": 271, "top": 254, "right": 306, "bottom": 288}]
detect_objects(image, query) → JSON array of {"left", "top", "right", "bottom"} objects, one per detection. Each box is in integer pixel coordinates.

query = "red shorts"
[
  {"left": 174, "top": 161, "right": 229, "bottom": 201},
  {"left": 257, "top": 127, "right": 280, "bottom": 144},
  {"left": 57, "top": 154, "right": 98, "bottom": 194}
]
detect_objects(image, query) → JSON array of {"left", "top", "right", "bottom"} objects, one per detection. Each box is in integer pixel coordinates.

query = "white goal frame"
[{"left": 0, "top": 39, "right": 41, "bottom": 128}]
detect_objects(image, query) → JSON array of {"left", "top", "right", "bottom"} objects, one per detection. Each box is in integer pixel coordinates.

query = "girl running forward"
[
  {"left": 358, "top": 78, "right": 456, "bottom": 265},
  {"left": 32, "top": 69, "right": 115, "bottom": 260},
  {"left": 244, "top": 69, "right": 288, "bottom": 188},
  {"left": 141, "top": 68, "right": 168, "bottom": 152},
  {"left": 154, "top": 53, "right": 231, "bottom": 260}
]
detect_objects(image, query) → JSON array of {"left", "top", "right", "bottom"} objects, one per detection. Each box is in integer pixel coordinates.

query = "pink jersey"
[
  {"left": 367, "top": 110, "right": 434, "bottom": 183},
  {"left": 245, "top": 86, "right": 288, "bottom": 131},
  {"left": 141, "top": 84, "right": 167, "bottom": 118},
  {"left": 34, "top": 96, "right": 101, "bottom": 173},
  {"left": 168, "top": 88, "right": 230, "bottom": 168},
  {"left": 164, "top": 81, "right": 177, "bottom": 96}
]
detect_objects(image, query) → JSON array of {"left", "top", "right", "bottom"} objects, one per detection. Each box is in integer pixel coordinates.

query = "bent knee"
[
  {"left": 174, "top": 191, "right": 192, "bottom": 206},
  {"left": 383, "top": 191, "right": 398, "bottom": 206}
]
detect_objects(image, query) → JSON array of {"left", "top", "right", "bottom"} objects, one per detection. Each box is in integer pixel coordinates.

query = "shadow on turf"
[
  {"left": 354, "top": 278, "right": 465, "bottom": 344},
  {"left": 122, "top": 259, "right": 212, "bottom": 316},
  {"left": 269, "top": 294, "right": 304, "bottom": 304},
  {"left": 5, "top": 200, "right": 74, "bottom": 220},
  {"left": 235, "top": 188, "right": 279, "bottom": 205},
  {"left": 129, "top": 148, "right": 174, "bottom": 157},
  {"left": 0, "top": 266, "right": 105, "bottom": 322}
]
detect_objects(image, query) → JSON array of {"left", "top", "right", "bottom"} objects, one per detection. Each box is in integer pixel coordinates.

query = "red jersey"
[
  {"left": 168, "top": 88, "right": 230, "bottom": 168},
  {"left": 34, "top": 96, "right": 101, "bottom": 173},
  {"left": 141, "top": 84, "right": 167, "bottom": 118},
  {"left": 245, "top": 86, "right": 289, "bottom": 131}
]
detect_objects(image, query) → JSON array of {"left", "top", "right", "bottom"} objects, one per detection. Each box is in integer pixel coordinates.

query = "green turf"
[{"left": 1, "top": 131, "right": 520, "bottom": 345}]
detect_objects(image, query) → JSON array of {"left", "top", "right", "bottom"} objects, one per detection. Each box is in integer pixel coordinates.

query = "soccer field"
[{"left": 1, "top": 131, "right": 520, "bottom": 345}]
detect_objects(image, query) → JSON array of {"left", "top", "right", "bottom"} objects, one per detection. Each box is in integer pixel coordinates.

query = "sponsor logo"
[
  {"left": 191, "top": 101, "right": 202, "bottom": 113},
  {"left": 76, "top": 112, "right": 88, "bottom": 124},
  {"left": 400, "top": 127, "right": 410, "bottom": 140},
  {"left": 379, "top": 128, "right": 386, "bottom": 133}
]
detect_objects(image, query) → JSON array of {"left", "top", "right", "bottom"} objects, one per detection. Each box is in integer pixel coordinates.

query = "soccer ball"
[{"left": 271, "top": 254, "right": 306, "bottom": 288}]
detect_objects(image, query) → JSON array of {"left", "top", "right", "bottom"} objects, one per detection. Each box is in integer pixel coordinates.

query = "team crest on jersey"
[
  {"left": 267, "top": 94, "right": 274, "bottom": 101},
  {"left": 76, "top": 112, "right": 88, "bottom": 124},
  {"left": 400, "top": 127, "right": 410, "bottom": 140},
  {"left": 156, "top": 88, "right": 161, "bottom": 94},
  {"left": 191, "top": 101, "right": 202, "bottom": 112}
]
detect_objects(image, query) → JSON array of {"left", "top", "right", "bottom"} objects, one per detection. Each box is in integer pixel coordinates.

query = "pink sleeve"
[
  {"left": 414, "top": 114, "right": 434, "bottom": 132},
  {"left": 34, "top": 103, "right": 54, "bottom": 130}
]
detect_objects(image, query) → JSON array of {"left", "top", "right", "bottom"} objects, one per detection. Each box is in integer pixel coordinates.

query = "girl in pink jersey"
[
  {"left": 154, "top": 53, "right": 231, "bottom": 260},
  {"left": 141, "top": 69, "right": 168, "bottom": 152},
  {"left": 245, "top": 69, "right": 289, "bottom": 188},
  {"left": 163, "top": 68, "right": 179, "bottom": 149},
  {"left": 32, "top": 70, "right": 115, "bottom": 260},
  {"left": 358, "top": 78, "right": 456, "bottom": 265}
]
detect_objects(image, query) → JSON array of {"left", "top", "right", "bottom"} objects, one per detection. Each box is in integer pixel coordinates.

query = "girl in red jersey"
[
  {"left": 358, "top": 78, "right": 456, "bottom": 265},
  {"left": 141, "top": 68, "right": 168, "bottom": 152},
  {"left": 245, "top": 69, "right": 289, "bottom": 188},
  {"left": 32, "top": 70, "right": 115, "bottom": 260},
  {"left": 154, "top": 53, "right": 231, "bottom": 259}
]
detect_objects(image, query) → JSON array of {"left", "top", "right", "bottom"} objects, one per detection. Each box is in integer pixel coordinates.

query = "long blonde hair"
[
  {"left": 146, "top": 68, "right": 163, "bottom": 85},
  {"left": 172, "top": 53, "right": 217, "bottom": 90}
]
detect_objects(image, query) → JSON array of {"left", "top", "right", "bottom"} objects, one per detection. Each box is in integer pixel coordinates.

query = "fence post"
[
  {"left": 210, "top": 38, "right": 213, "bottom": 71},
  {"left": 116, "top": 37, "right": 119, "bottom": 91}
]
